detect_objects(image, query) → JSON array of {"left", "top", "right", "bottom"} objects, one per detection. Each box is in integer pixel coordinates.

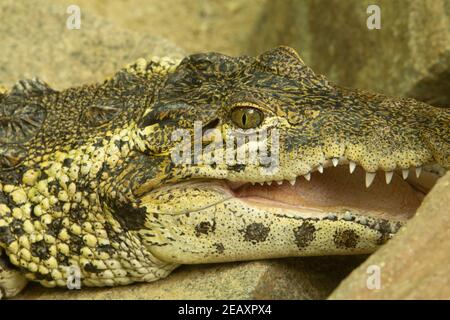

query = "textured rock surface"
[
  {"left": 249, "top": 0, "right": 450, "bottom": 107},
  {"left": 0, "top": 0, "right": 184, "bottom": 90},
  {"left": 50, "top": 0, "right": 450, "bottom": 107},
  {"left": 329, "top": 171, "right": 450, "bottom": 300},
  {"left": 55, "top": 0, "right": 268, "bottom": 56},
  {"left": 15, "top": 256, "right": 366, "bottom": 300}
]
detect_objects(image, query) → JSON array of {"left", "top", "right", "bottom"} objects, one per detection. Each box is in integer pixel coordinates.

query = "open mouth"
[
  {"left": 142, "top": 159, "right": 443, "bottom": 231},
  {"left": 140, "top": 159, "right": 445, "bottom": 262},
  {"left": 225, "top": 160, "right": 442, "bottom": 223}
]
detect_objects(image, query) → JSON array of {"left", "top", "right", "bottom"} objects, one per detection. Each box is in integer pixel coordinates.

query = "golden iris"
[{"left": 230, "top": 107, "right": 264, "bottom": 129}]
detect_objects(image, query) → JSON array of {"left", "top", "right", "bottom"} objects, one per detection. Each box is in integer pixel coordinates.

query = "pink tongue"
[{"left": 234, "top": 166, "right": 422, "bottom": 220}]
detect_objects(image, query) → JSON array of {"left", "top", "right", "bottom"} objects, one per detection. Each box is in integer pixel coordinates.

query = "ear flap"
[
  {"left": 138, "top": 101, "right": 221, "bottom": 156},
  {"left": 140, "top": 101, "right": 193, "bottom": 128},
  {"left": 256, "top": 46, "right": 317, "bottom": 79},
  {"left": 137, "top": 102, "right": 189, "bottom": 154}
]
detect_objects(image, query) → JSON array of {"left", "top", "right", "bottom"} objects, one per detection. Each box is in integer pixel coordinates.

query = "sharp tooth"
[
  {"left": 277, "top": 181, "right": 283, "bottom": 185},
  {"left": 349, "top": 161, "right": 356, "bottom": 174},
  {"left": 402, "top": 169, "right": 409, "bottom": 180},
  {"left": 415, "top": 166, "right": 422, "bottom": 178},
  {"left": 365, "top": 172, "right": 376, "bottom": 188},
  {"left": 251, "top": 182, "right": 255, "bottom": 185},
  {"left": 303, "top": 173, "right": 311, "bottom": 181},
  {"left": 259, "top": 182, "right": 264, "bottom": 186},
  {"left": 385, "top": 171, "right": 393, "bottom": 184},
  {"left": 332, "top": 158, "right": 339, "bottom": 167},
  {"left": 267, "top": 181, "right": 272, "bottom": 186},
  {"left": 317, "top": 164, "right": 323, "bottom": 173},
  {"left": 289, "top": 179, "right": 296, "bottom": 186}
]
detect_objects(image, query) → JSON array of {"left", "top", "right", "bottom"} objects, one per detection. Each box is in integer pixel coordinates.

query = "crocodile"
[{"left": 0, "top": 46, "right": 448, "bottom": 298}]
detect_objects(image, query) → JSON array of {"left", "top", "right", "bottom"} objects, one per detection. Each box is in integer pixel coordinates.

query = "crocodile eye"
[{"left": 230, "top": 107, "right": 264, "bottom": 129}]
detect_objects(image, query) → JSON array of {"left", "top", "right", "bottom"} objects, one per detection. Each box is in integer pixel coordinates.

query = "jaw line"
[{"left": 144, "top": 163, "right": 433, "bottom": 224}]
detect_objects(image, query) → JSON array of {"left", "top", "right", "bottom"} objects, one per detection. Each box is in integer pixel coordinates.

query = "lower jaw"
[{"left": 144, "top": 166, "right": 439, "bottom": 264}]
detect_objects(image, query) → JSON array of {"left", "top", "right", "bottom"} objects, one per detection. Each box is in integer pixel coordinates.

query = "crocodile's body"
[{"left": 0, "top": 47, "right": 448, "bottom": 298}]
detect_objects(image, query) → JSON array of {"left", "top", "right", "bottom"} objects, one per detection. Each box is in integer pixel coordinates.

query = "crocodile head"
[{"left": 129, "top": 46, "right": 449, "bottom": 264}]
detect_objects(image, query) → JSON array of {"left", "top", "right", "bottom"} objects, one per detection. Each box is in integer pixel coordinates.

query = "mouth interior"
[{"left": 230, "top": 166, "right": 430, "bottom": 221}]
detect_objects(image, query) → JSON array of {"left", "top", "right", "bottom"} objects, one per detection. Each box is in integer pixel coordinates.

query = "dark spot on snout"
[
  {"left": 213, "top": 242, "right": 225, "bottom": 254},
  {"left": 293, "top": 221, "right": 316, "bottom": 248},
  {"left": 241, "top": 223, "right": 270, "bottom": 244},
  {"left": 333, "top": 229, "right": 359, "bottom": 249},
  {"left": 195, "top": 221, "right": 216, "bottom": 237}
]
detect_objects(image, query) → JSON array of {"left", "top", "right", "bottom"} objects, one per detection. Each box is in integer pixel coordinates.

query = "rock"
[
  {"left": 54, "top": 0, "right": 268, "bottom": 56},
  {"left": 329, "top": 171, "right": 450, "bottom": 299},
  {"left": 248, "top": 0, "right": 450, "bottom": 107},
  {"left": 28, "top": 0, "right": 449, "bottom": 107},
  {"left": 15, "top": 256, "right": 366, "bottom": 300},
  {"left": 0, "top": 0, "right": 184, "bottom": 90}
]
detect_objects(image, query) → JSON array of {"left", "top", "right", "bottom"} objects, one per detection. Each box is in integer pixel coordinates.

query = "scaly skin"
[{"left": 0, "top": 47, "right": 448, "bottom": 297}]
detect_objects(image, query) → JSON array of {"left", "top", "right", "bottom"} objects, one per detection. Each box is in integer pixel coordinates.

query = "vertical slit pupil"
[{"left": 242, "top": 113, "right": 247, "bottom": 126}]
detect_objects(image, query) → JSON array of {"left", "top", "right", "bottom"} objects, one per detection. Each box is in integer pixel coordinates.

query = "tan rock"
[
  {"left": 26, "top": 0, "right": 449, "bottom": 107},
  {"left": 329, "top": 171, "right": 450, "bottom": 300},
  {"left": 248, "top": 0, "right": 450, "bottom": 107},
  {"left": 0, "top": 0, "right": 184, "bottom": 90},
  {"left": 54, "top": 0, "right": 268, "bottom": 56},
  {"left": 16, "top": 256, "right": 365, "bottom": 300}
]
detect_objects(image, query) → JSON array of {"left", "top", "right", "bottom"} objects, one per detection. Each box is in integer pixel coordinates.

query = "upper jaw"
[{"left": 222, "top": 154, "right": 443, "bottom": 192}]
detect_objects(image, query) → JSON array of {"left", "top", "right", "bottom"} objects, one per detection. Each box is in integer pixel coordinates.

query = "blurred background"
[{"left": 1, "top": 0, "right": 449, "bottom": 107}]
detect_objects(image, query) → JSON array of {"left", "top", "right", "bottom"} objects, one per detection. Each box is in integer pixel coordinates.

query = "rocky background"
[{"left": 1, "top": 0, "right": 449, "bottom": 299}]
